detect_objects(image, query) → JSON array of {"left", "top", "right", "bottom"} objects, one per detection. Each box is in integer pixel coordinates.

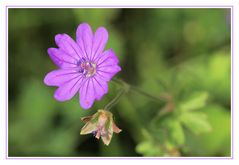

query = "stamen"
[{"left": 78, "top": 59, "right": 96, "bottom": 77}]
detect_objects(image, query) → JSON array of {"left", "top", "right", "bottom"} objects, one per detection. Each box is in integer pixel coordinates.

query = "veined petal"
[
  {"left": 96, "top": 49, "right": 121, "bottom": 81},
  {"left": 76, "top": 23, "right": 93, "bottom": 60},
  {"left": 91, "top": 27, "right": 108, "bottom": 61},
  {"left": 97, "top": 65, "right": 121, "bottom": 81},
  {"left": 79, "top": 78, "right": 95, "bottom": 109},
  {"left": 79, "top": 76, "right": 108, "bottom": 109},
  {"left": 48, "top": 48, "right": 77, "bottom": 68},
  {"left": 44, "top": 69, "right": 80, "bottom": 86},
  {"left": 96, "top": 49, "right": 119, "bottom": 66},
  {"left": 92, "top": 75, "right": 108, "bottom": 100},
  {"left": 55, "top": 33, "right": 82, "bottom": 60},
  {"left": 54, "top": 74, "right": 83, "bottom": 101}
]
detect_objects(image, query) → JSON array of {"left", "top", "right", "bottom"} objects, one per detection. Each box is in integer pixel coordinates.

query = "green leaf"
[
  {"left": 168, "top": 120, "right": 185, "bottom": 146},
  {"left": 151, "top": 117, "right": 185, "bottom": 146},
  {"left": 180, "top": 112, "right": 211, "bottom": 135},
  {"left": 183, "top": 105, "right": 231, "bottom": 156},
  {"left": 206, "top": 53, "right": 231, "bottom": 103},
  {"left": 136, "top": 141, "right": 163, "bottom": 156},
  {"left": 179, "top": 91, "right": 209, "bottom": 112}
]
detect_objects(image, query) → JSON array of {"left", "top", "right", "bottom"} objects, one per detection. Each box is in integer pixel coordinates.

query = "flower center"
[{"left": 79, "top": 60, "right": 96, "bottom": 78}]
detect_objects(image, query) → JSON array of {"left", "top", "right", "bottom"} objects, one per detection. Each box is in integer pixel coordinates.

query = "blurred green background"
[{"left": 8, "top": 8, "right": 231, "bottom": 157}]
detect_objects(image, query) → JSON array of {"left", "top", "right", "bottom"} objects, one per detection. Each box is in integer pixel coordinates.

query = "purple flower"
[{"left": 44, "top": 23, "right": 121, "bottom": 109}]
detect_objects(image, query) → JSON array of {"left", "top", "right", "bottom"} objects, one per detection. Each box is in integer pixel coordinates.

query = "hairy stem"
[
  {"left": 105, "top": 78, "right": 172, "bottom": 111},
  {"left": 104, "top": 88, "right": 127, "bottom": 111},
  {"left": 113, "top": 78, "right": 169, "bottom": 102}
]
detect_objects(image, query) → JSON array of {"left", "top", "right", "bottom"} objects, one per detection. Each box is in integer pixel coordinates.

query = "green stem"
[
  {"left": 104, "top": 88, "right": 127, "bottom": 111},
  {"left": 130, "top": 85, "right": 167, "bottom": 102},
  {"left": 104, "top": 78, "right": 170, "bottom": 111},
  {"left": 113, "top": 78, "right": 168, "bottom": 102}
]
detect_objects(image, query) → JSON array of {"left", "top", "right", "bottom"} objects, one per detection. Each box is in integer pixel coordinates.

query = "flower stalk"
[
  {"left": 112, "top": 78, "right": 170, "bottom": 102},
  {"left": 102, "top": 78, "right": 172, "bottom": 112},
  {"left": 104, "top": 88, "right": 127, "bottom": 111}
]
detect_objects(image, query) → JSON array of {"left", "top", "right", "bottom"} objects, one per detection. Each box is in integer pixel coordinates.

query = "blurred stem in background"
[
  {"left": 104, "top": 87, "right": 128, "bottom": 111},
  {"left": 106, "top": 78, "right": 172, "bottom": 112}
]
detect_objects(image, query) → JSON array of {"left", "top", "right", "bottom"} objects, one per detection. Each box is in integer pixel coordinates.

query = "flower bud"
[{"left": 80, "top": 109, "right": 122, "bottom": 145}]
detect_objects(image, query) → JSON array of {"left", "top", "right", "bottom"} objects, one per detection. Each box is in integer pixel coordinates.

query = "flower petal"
[
  {"left": 101, "top": 127, "right": 113, "bottom": 146},
  {"left": 76, "top": 23, "right": 93, "bottom": 60},
  {"left": 97, "top": 49, "right": 119, "bottom": 66},
  {"left": 79, "top": 76, "right": 108, "bottom": 109},
  {"left": 79, "top": 78, "right": 95, "bottom": 109},
  {"left": 96, "top": 49, "right": 121, "bottom": 81},
  {"left": 55, "top": 33, "right": 82, "bottom": 60},
  {"left": 91, "top": 27, "right": 108, "bottom": 61},
  {"left": 54, "top": 74, "right": 84, "bottom": 101},
  {"left": 97, "top": 65, "right": 121, "bottom": 82},
  {"left": 80, "top": 122, "right": 98, "bottom": 135},
  {"left": 92, "top": 75, "right": 108, "bottom": 100},
  {"left": 48, "top": 48, "right": 77, "bottom": 68},
  {"left": 44, "top": 69, "right": 80, "bottom": 86},
  {"left": 81, "top": 116, "right": 92, "bottom": 123},
  {"left": 113, "top": 122, "right": 122, "bottom": 133}
]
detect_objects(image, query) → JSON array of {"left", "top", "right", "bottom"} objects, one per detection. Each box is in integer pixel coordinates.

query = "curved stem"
[
  {"left": 113, "top": 78, "right": 169, "bottom": 102},
  {"left": 105, "top": 78, "right": 171, "bottom": 111},
  {"left": 130, "top": 85, "right": 167, "bottom": 102},
  {"left": 104, "top": 88, "right": 127, "bottom": 111}
]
